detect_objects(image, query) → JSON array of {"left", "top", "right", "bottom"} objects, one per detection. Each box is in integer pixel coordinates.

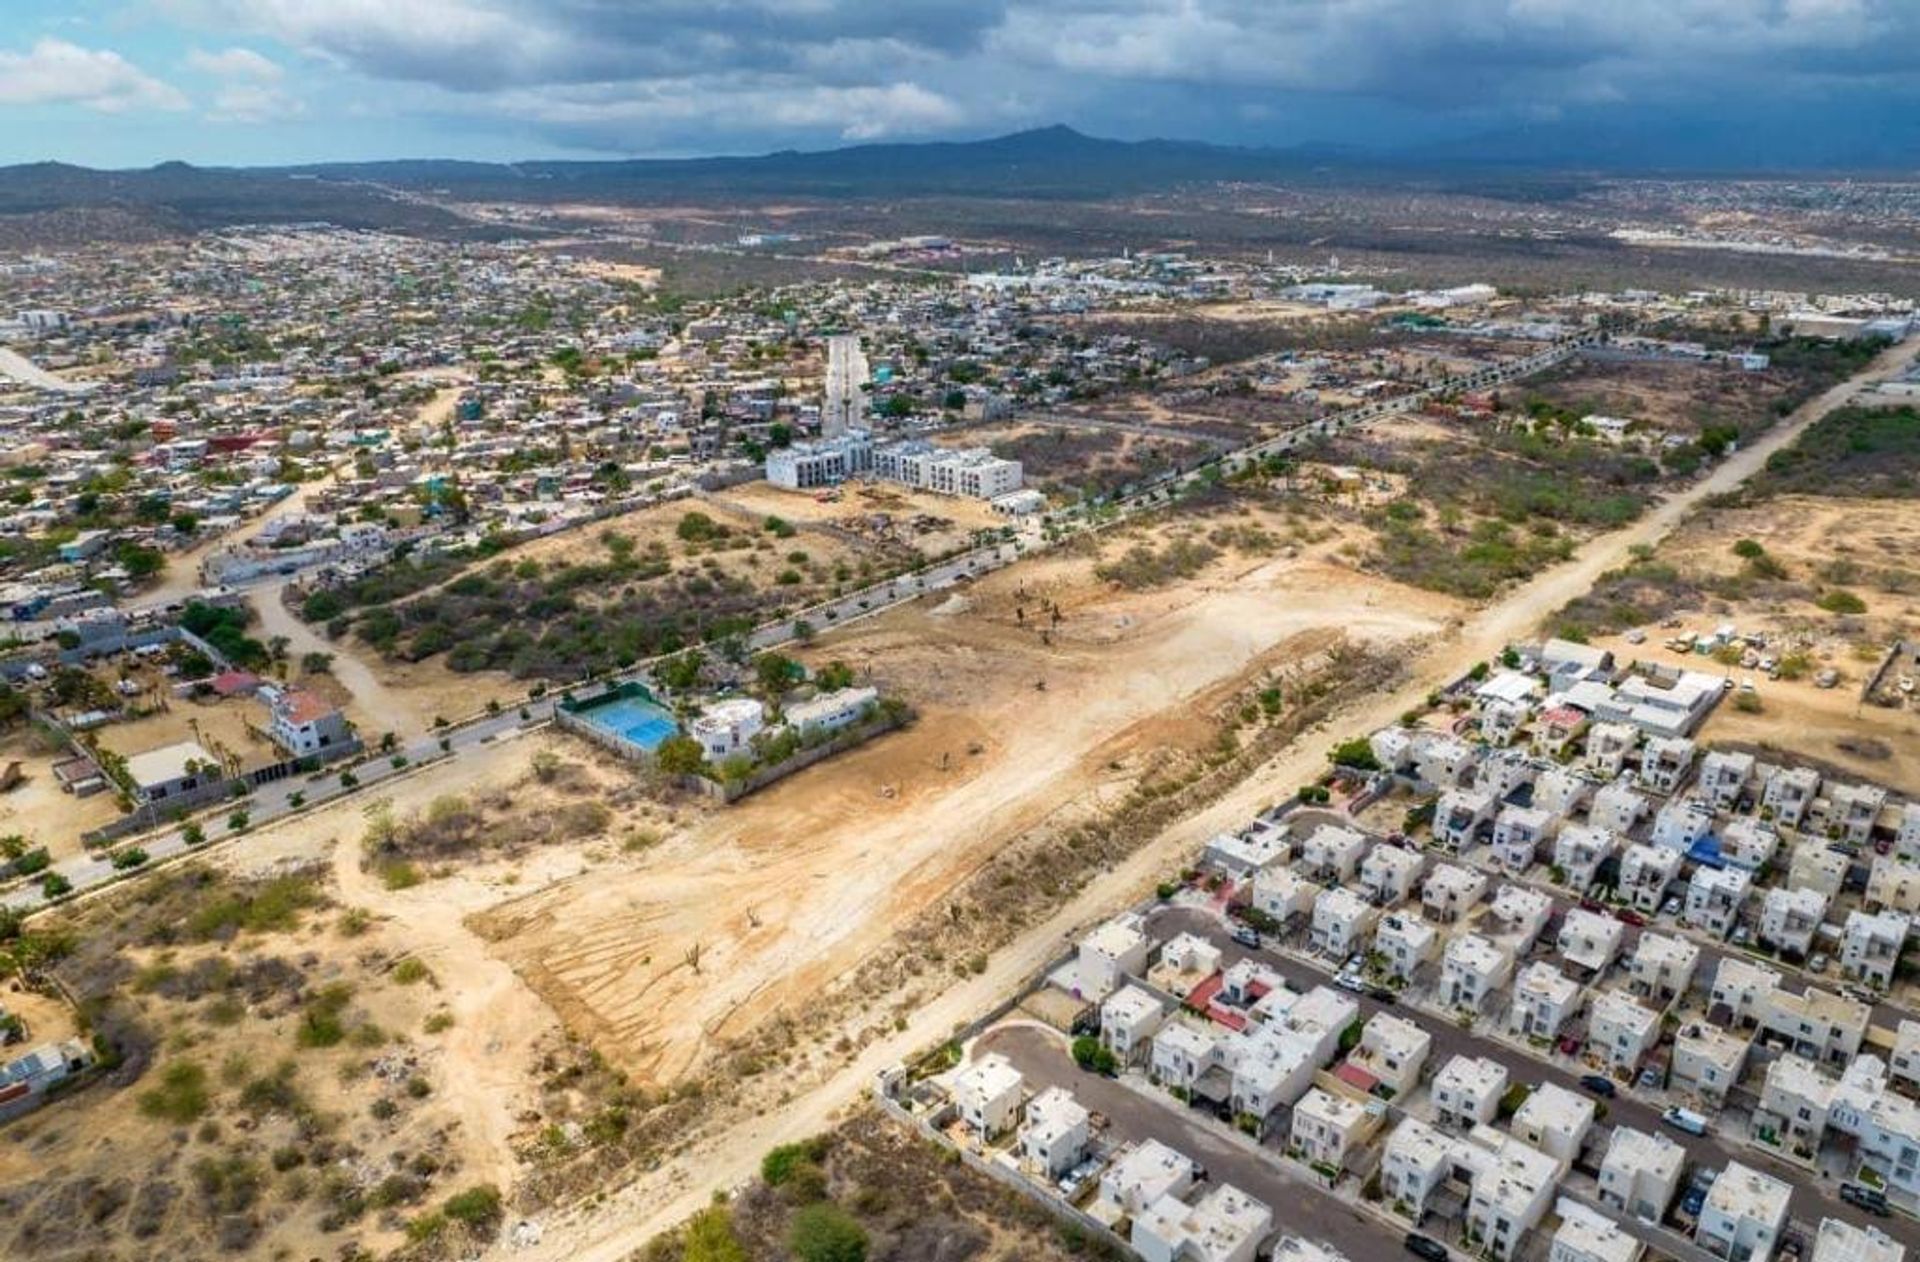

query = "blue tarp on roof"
[{"left": 1687, "top": 836, "right": 1725, "bottom": 869}]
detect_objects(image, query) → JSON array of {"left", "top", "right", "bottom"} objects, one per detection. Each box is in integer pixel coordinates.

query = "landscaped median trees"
[{"left": 1071, "top": 1035, "right": 1118, "bottom": 1075}]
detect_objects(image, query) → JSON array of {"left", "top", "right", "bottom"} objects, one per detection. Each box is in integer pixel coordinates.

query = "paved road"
[
  {"left": 974, "top": 1023, "right": 1409, "bottom": 1262},
  {"left": 1149, "top": 904, "right": 1911, "bottom": 1254}
]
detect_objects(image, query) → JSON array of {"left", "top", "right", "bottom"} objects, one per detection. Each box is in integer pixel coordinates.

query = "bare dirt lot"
[
  {"left": 706, "top": 479, "right": 1003, "bottom": 561},
  {"left": 0, "top": 732, "right": 122, "bottom": 861}
]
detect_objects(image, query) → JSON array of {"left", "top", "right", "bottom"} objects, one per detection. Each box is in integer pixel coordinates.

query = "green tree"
[
  {"left": 788, "top": 1203, "right": 868, "bottom": 1262},
  {"left": 755, "top": 652, "right": 800, "bottom": 695},
  {"left": 654, "top": 735, "right": 707, "bottom": 777},
  {"left": 683, "top": 1203, "right": 748, "bottom": 1262}
]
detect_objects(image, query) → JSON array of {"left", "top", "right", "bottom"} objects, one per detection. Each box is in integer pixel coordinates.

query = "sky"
[{"left": 2, "top": 0, "right": 1919, "bottom": 168}]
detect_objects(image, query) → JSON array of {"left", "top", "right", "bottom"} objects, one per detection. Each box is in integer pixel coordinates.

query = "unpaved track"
[{"left": 495, "top": 337, "right": 1920, "bottom": 1262}]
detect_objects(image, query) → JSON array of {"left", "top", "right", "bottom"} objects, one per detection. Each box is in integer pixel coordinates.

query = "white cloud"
[
  {"left": 0, "top": 38, "right": 189, "bottom": 113},
  {"left": 187, "top": 47, "right": 286, "bottom": 82}
]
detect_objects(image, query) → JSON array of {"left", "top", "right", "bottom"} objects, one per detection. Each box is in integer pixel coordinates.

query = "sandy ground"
[
  {"left": 0, "top": 736, "right": 122, "bottom": 860},
  {"left": 707, "top": 479, "right": 1005, "bottom": 557},
  {"left": 93, "top": 693, "right": 275, "bottom": 772},
  {"left": 483, "top": 314, "right": 1920, "bottom": 1262}
]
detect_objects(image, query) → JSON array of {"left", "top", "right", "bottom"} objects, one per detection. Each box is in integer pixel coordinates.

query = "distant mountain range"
[{"left": 1, "top": 121, "right": 1915, "bottom": 242}]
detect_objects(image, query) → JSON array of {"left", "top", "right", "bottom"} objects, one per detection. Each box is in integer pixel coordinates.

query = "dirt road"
[{"left": 491, "top": 337, "right": 1920, "bottom": 1261}]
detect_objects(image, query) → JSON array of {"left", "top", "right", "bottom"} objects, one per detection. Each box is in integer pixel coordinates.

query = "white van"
[{"left": 1662, "top": 1106, "right": 1708, "bottom": 1136}]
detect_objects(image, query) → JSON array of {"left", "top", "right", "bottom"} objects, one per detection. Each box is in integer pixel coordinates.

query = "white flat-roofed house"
[
  {"left": 1685, "top": 866, "right": 1751, "bottom": 940},
  {"left": 1760, "top": 887, "right": 1828, "bottom": 958},
  {"left": 1830, "top": 1056, "right": 1920, "bottom": 1207},
  {"left": 1758, "top": 1052, "right": 1836, "bottom": 1150},
  {"left": 1510, "top": 961, "right": 1582, "bottom": 1042},
  {"left": 1423, "top": 862, "right": 1488, "bottom": 924},
  {"left": 1492, "top": 805, "right": 1556, "bottom": 873},
  {"left": 1478, "top": 749, "right": 1542, "bottom": 803},
  {"left": 1132, "top": 1183, "right": 1272, "bottom": 1262},
  {"left": 1591, "top": 780, "right": 1650, "bottom": 835},
  {"left": 1487, "top": 884, "right": 1556, "bottom": 955},
  {"left": 1374, "top": 912, "right": 1438, "bottom": 982},
  {"left": 1020, "top": 1086, "right": 1091, "bottom": 1177},
  {"left": 1763, "top": 764, "right": 1822, "bottom": 830},
  {"left": 1621, "top": 843, "right": 1684, "bottom": 913},
  {"left": 1065, "top": 914, "right": 1151, "bottom": 1001},
  {"left": 1353, "top": 1012, "right": 1432, "bottom": 1097},
  {"left": 1157, "top": 933, "right": 1223, "bottom": 985},
  {"left": 1558, "top": 907, "right": 1626, "bottom": 976},
  {"left": 785, "top": 685, "right": 878, "bottom": 736},
  {"left": 1893, "top": 1021, "right": 1920, "bottom": 1096},
  {"left": 1866, "top": 857, "right": 1920, "bottom": 916},
  {"left": 1589, "top": 988, "right": 1661, "bottom": 1071},
  {"left": 1311, "top": 886, "right": 1379, "bottom": 959},
  {"left": 951, "top": 1053, "right": 1024, "bottom": 1139},
  {"left": 1762, "top": 987, "right": 1869, "bottom": 1068},
  {"left": 1415, "top": 732, "right": 1480, "bottom": 790},
  {"left": 1291, "top": 1086, "right": 1375, "bottom": 1172},
  {"left": 1711, "top": 956, "right": 1783, "bottom": 1030},
  {"left": 1830, "top": 782, "right": 1890, "bottom": 847},
  {"left": 1585, "top": 722, "right": 1641, "bottom": 778},
  {"left": 1206, "top": 827, "right": 1290, "bottom": 879},
  {"left": 1554, "top": 823, "right": 1619, "bottom": 895},
  {"left": 1251, "top": 866, "right": 1320, "bottom": 927},
  {"left": 1512, "top": 1080, "right": 1596, "bottom": 1168},
  {"left": 1536, "top": 705, "right": 1589, "bottom": 760},
  {"left": 1552, "top": 1197, "right": 1645, "bottom": 1262},
  {"left": 1597, "top": 1125, "right": 1686, "bottom": 1223},
  {"left": 1102, "top": 985, "right": 1169, "bottom": 1065},
  {"left": 1382, "top": 1116, "right": 1455, "bottom": 1218},
  {"left": 1151, "top": 1020, "right": 1224, "bottom": 1093},
  {"left": 1099, "top": 1138, "right": 1198, "bottom": 1216},
  {"left": 1361, "top": 843, "right": 1425, "bottom": 906},
  {"left": 1720, "top": 817, "right": 1781, "bottom": 873},
  {"left": 688, "top": 696, "right": 765, "bottom": 761},
  {"left": 1627, "top": 932, "right": 1701, "bottom": 1006},
  {"left": 1463, "top": 1125, "right": 1561, "bottom": 1261},
  {"left": 1641, "top": 736, "right": 1697, "bottom": 794},
  {"left": 1442, "top": 934, "right": 1514, "bottom": 1013},
  {"left": 1673, "top": 1022, "right": 1752, "bottom": 1105},
  {"left": 1898, "top": 801, "right": 1920, "bottom": 863},
  {"left": 1792, "top": 846, "right": 1851, "bottom": 900},
  {"left": 1433, "top": 1054, "right": 1508, "bottom": 1128},
  {"left": 1699, "top": 749, "right": 1756, "bottom": 812},
  {"left": 1435, "top": 787, "right": 1497, "bottom": 851},
  {"left": 1371, "top": 726, "right": 1418, "bottom": 774},
  {"left": 1651, "top": 796, "right": 1717, "bottom": 854},
  {"left": 124, "top": 739, "right": 222, "bottom": 805},
  {"left": 1225, "top": 1021, "right": 1319, "bottom": 1122},
  {"left": 1697, "top": 1161, "right": 1791, "bottom": 1262},
  {"left": 1301, "top": 823, "right": 1370, "bottom": 884},
  {"left": 1842, "top": 908, "right": 1909, "bottom": 990},
  {"left": 1812, "top": 1218, "right": 1905, "bottom": 1262},
  {"left": 1534, "top": 766, "right": 1597, "bottom": 819}
]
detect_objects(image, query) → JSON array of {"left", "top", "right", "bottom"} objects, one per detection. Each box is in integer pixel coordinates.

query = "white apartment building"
[
  {"left": 1353, "top": 1012, "right": 1431, "bottom": 1097},
  {"left": 1493, "top": 804, "right": 1556, "bottom": 872},
  {"left": 1830, "top": 1056, "right": 1920, "bottom": 1207},
  {"left": 1435, "top": 787, "right": 1497, "bottom": 851},
  {"left": 1711, "top": 956, "right": 1783, "bottom": 1030},
  {"left": 1291, "top": 1087, "right": 1375, "bottom": 1171},
  {"left": 1433, "top": 1054, "right": 1509, "bottom": 1128},
  {"left": 1812, "top": 1218, "right": 1905, "bottom": 1262},
  {"left": 1554, "top": 823, "right": 1620, "bottom": 895},
  {"left": 1591, "top": 780, "right": 1650, "bottom": 835},
  {"left": 1698, "top": 749, "right": 1756, "bottom": 811},
  {"left": 1302, "top": 823, "right": 1371, "bottom": 884},
  {"left": 1597, "top": 1126, "right": 1686, "bottom": 1223},
  {"left": 1251, "top": 866, "right": 1320, "bottom": 927},
  {"left": 1759, "top": 1052, "right": 1835, "bottom": 1149},
  {"left": 1478, "top": 748, "right": 1541, "bottom": 802},
  {"left": 1510, "top": 961, "right": 1582, "bottom": 1042},
  {"left": 1414, "top": 732, "right": 1480, "bottom": 789},
  {"left": 951, "top": 1053, "right": 1024, "bottom": 1138},
  {"left": 1311, "top": 885, "right": 1379, "bottom": 959},
  {"left": 1512, "top": 1081, "right": 1596, "bottom": 1167},
  {"left": 1651, "top": 796, "right": 1716, "bottom": 853},
  {"left": 1697, "top": 1161, "right": 1791, "bottom": 1262},
  {"left": 872, "top": 440, "right": 1024, "bottom": 499},
  {"left": 1762, "top": 986, "right": 1869, "bottom": 1067},
  {"left": 1151, "top": 1020, "right": 1224, "bottom": 1092},
  {"left": 1551, "top": 1197, "right": 1645, "bottom": 1262},
  {"left": 1830, "top": 781, "right": 1890, "bottom": 847},
  {"left": 1792, "top": 845, "right": 1852, "bottom": 900},
  {"left": 1020, "top": 1086, "right": 1091, "bottom": 1177},
  {"left": 1867, "top": 857, "right": 1920, "bottom": 916},
  {"left": 1763, "top": 764, "right": 1823, "bottom": 830},
  {"left": 1559, "top": 907, "right": 1626, "bottom": 975},
  {"left": 1673, "top": 1022, "right": 1751, "bottom": 1106},
  {"left": 1621, "top": 843, "right": 1684, "bottom": 913},
  {"left": 1132, "top": 1183, "right": 1272, "bottom": 1262},
  {"left": 1589, "top": 988, "right": 1662, "bottom": 1071},
  {"left": 1641, "top": 736, "right": 1697, "bottom": 794},
  {"left": 1585, "top": 722, "right": 1641, "bottom": 778},
  {"left": 1381, "top": 1115, "right": 1456, "bottom": 1218},
  {"left": 1843, "top": 908, "right": 1910, "bottom": 990},
  {"left": 1628, "top": 932, "right": 1701, "bottom": 1005},
  {"left": 1066, "top": 914, "right": 1150, "bottom": 1001},
  {"left": 1534, "top": 766, "right": 1597, "bottom": 819},
  {"left": 1442, "top": 934, "right": 1515, "bottom": 1012},
  {"left": 1423, "top": 862, "right": 1488, "bottom": 924},
  {"left": 1720, "top": 816, "right": 1781, "bottom": 872},
  {"left": 1384, "top": 1119, "right": 1558, "bottom": 1260},
  {"left": 1374, "top": 912, "right": 1438, "bottom": 982},
  {"left": 1101, "top": 985, "right": 1168, "bottom": 1065},
  {"left": 1361, "top": 843, "right": 1425, "bottom": 906},
  {"left": 1487, "top": 884, "right": 1555, "bottom": 954},
  {"left": 1686, "top": 865, "right": 1752, "bottom": 939}
]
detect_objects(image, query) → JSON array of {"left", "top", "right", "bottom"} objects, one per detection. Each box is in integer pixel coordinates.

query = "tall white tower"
[{"left": 822, "top": 333, "right": 869, "bottom": 438}]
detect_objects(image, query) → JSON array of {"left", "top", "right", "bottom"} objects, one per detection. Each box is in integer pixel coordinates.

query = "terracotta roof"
[{"left": 276, "top": 689, "right": 338, "bottom": 726}]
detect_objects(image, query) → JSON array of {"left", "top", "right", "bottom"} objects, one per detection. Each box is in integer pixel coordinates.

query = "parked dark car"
[
  {"left": 1841, "top": 1183, "right": 1890, "bottom": 1216},
  {"left": 1405, "top": 1233, "right": 1450, "bottom": 1262},
  {"left": 1614, "top": 908, "right": 1646, "bottom": 927},
  {"left": 1369, "top": 986, "right": 1399, "bottom": 1005},
  {"left": 1578, "top": 1074, "right": 1617, "bottom": 1098}
]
